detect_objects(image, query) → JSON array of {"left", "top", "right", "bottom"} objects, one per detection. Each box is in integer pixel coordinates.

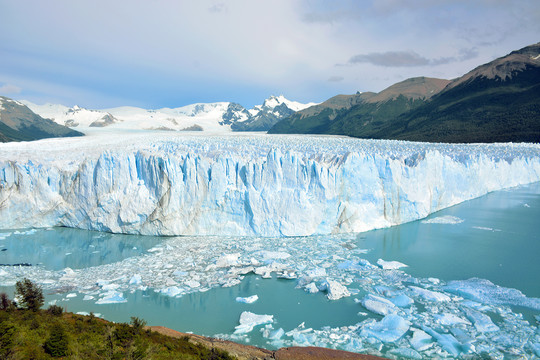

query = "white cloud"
[
  {"left": 0, "top": 0, "right": 538, "bottom": 107},
  {"left": 0, "top": 83, "right": 22, "bottom": 94}
]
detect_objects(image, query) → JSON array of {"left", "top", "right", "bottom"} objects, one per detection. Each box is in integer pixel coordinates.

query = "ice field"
[{"left": 1, "top": 133, "right": 540, "bottom": 236}]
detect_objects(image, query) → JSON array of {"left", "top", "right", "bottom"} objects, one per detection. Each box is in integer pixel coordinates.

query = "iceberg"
[
  {"left": 445, "top": 278, "right": 540, "bottom": 310},
  {"left": 236, "top": 295, "right": 258, "bottom": 304},
  {"left": 1, "top": 134, "right": 539, "bottom": 237},
  {"left": 410, "top": 286, "right": 451, "bottom": 302},
  {"left": 362, "top": 294, "right": 399, "bottom": 315},
  {"left": 234, "top": 311, "right": 273, "bottom": 334},
  {"left": 377, "top": 259, "right": 408, "bottom": 270},
  {"left": 360, "top": 314, "right": 411, "bottom": 342},
  {"left": 96, "top": 291, "right": 127, "bottom": 304},
  {"left": 320, "top": 279, "right": 350, "bottom": 300}
]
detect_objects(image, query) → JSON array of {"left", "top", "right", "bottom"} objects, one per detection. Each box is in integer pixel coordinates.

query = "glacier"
[{"left": 1, "top": 133, "right": 540, "bottom": 236}]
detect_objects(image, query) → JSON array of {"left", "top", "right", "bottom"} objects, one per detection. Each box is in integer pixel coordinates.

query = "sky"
[{"left": 0, "top": 0, "right": 539, "bottom": 109}]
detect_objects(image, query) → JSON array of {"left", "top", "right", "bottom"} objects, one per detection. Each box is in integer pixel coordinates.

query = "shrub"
[
  {"left": 0, "top": 292, "right": 13, "bottom": 311},
  {"left": 47, "top": 304, "right": 64, "bottom": 316},
  {"left": 0, "top": 322, "right": 16, "bottom": 358},
  {"left": 15, "top": 278, "right": 44, "bottom": 312},
  {"left": 44, "top": 323, "right": 69, "bottom": 357}
]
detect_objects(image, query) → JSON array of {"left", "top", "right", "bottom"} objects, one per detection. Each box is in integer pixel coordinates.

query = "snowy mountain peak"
[
  {"left": 262, "top": 95, "right": 317, "bottom": 112},
  {"left": 21, "top": 96, "right": 318, "bottom": 133}
]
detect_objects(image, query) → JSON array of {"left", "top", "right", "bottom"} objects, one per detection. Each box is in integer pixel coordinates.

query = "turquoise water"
[
  {"left": 359, "top": 182, "right": 540, "bottom": 298},
  {"left": 1, "top": 182, "right": 539, "bottom": 357}
]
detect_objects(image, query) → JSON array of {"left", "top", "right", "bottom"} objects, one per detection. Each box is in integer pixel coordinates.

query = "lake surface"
[{"left": 1, "top": 182, "right": 539, "bottom": 359}]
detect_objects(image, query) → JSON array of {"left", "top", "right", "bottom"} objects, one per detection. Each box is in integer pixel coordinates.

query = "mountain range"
[
  {"left": 269, "top": 42, "right": 540, "bottom": 143},
  {"left": 2, "top": 42, "right": 539, "bottom": 143},
  {"left": 20, "top": 95, "right": 317, "bottom": 134}
]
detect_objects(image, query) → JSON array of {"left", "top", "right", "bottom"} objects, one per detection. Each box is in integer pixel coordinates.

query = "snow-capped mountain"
[
  {"left": 232, "top": 95, "right": 318, "bottom": 131},
  {"left": 0, "top": 96, "right": 83, "bottom": 142},
  {"left": 22, "top": 96, "right": 317, "bottom": 134}
]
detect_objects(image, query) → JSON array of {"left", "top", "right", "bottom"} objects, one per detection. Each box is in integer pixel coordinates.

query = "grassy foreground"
[{"left": 0, "top": 307, "right": 234, "bottom": 360}]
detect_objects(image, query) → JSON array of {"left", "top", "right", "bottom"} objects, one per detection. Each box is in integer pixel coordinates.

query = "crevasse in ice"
[{"left": 1, "top": 133, "right": 540, "bottom": 236}]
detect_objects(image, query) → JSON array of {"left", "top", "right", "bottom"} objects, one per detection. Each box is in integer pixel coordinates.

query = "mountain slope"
[
  {"left": 373, "top": 42, "right": 540, "bottom": 143},
  {"left": 270, "top": 42, "right": 540, "bottom": 143},
  {"left": 0, "top": 96, "right": 84, "bottom": 142},
  {"left": 268, "top": 77, "right": 449, "bottom": 135}
]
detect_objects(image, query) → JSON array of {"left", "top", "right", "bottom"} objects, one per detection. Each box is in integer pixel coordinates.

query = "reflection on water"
[{"left": 0, "top": 227, "right": 163, "bottom": 270}]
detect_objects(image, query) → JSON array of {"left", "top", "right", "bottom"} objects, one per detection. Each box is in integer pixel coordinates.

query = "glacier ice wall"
[{"left": 1, "top": 133, "right": 540, "bottom": 236}]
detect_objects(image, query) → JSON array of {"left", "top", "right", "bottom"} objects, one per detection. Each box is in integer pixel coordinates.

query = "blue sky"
[{"left": 1, "top": 0, "right": 539, "bottom": 109}]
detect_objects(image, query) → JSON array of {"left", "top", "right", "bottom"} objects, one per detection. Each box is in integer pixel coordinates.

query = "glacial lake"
[{"left": 1, "top": 182, "right": 539, "bottom": 358}]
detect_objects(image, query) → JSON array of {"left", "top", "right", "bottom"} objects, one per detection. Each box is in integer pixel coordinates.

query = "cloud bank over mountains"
[{"left": 0, "top": 0, "right": 538, "bottom": 108}]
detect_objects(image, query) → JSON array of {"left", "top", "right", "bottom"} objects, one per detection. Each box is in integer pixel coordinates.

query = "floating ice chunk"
[
  {"left": 389, "top": 347, "right": 422, "bottom": 359},
  {"left": 409, "top": 328, "right": 433, "bottom": 351},
  {"left": 101, "top": 283, "right": 119, "bottom": 291},
  {"left": 410, "top": 286, "right": 451, "bottom": 302},
  {"left": 290, "top": 329, "right": 317, "bottom": 347},
  {"left": 320, "top": 279, "right": 350, "bottom": 300},
  {"left": 343, "top": 338, "right": 363, "bottom": 352},
  {"left": 172, "top": 270, "right": 188, "bottom": 277},
  {"left": 362, "top": 294, "right": 399, "bottom": 316},
  {"left": 96, "top": 291, "right": 127, "bottom": 304},
  {"left": 434, "top": 313, "right": 471, "bottom": 326},
  {"left": 129, "top": 274, "right": 142, "bottom": 285},
  {"left": 389, "top": 294, "right": 414, "bottom": 307},
  {"left": 473, "top": 226, "right": 494, "bottom": 231},
  {"left": 216, "top": 253, "right": 241, "bottom": 268},
  {"left": 66, "top": 293, "right": 77, "bottom": 298},
  {"left": 269, "top": 328, "right": 285, "bottom": 340},
  {"left": 185, "top": 280, "right": 200, "bottom": 288},
  {"left": 160, "top": 286, "right": 183, "bottom": 297},
  {"left": 234, "top": 311, "right": 273, "bottom": 334},
  {"left": 377, "top": 259, "right": 408, "bottom": 270},
  {"left": 0, "top": 269, "right": 8, "bottom": 277},
  {"left": 236, "top": 295, "right": 258, "bottom": 304},
  {"left": 256, "top": 250, "right": 291, "bottom": 262},
  {"left": 60, "top": 267, "right": 76, "bottom": 280},
  {"left": 360, "top": 314, "right": 411, "bottom": 342},
  {"left": 304, "top": 282, "right": 319, "bottom": 294},
  {"left": 445, "top": 278, "right": 540, "bottom": 310},
  {"left": 462, "top": 307, "right": 499, "bottom": 333},
  {"left": 306, "top": 267, "right": 326, "bottom": 278},
  {"left": 422, "top": 215, "right": 464, "bottom": 224},
  {"left": 76, "top": 311, "right": 90, "bottom": 316},
  {"left": 423, "top": 326, "right": 464, "bottom": 357},
  {"left": 83, "top": 295, "right": 94, "bottom": 301}
]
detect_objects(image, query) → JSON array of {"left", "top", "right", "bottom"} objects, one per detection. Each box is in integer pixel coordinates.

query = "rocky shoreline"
[{"left": 148, "top": 326, "right": 386, "bottom": 360}]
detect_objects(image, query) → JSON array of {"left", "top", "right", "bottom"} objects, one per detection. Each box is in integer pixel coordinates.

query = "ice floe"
[
  {"left": 236, "top": 295, "right": 258, "bottom": 304},
  {"left": 377, "top": 259, "right": 408, "bottom": 270},
  {"left": 421, "top": 215, "right": 464, "bottom": 224},
  {"left": 234, "top": 311, "right": 273, "bottom": 334}
]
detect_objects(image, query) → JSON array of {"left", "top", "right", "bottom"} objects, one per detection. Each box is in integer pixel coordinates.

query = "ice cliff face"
[{"left": 1, "top": 133, "right": 540, "bottom": 236}]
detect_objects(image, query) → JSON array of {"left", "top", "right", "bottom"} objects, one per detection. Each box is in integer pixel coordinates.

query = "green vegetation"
[
  {"left": 15, "top": 277, "right": 45, "bottom": 312},
  {"left": 0, "top": 280, "right": 234, "bottom": 360},
  {"left": 269, "top": 47, "right": 540, "bottom": 144},
  {"left": 269, "top": 94, "right": 427, "bottom": 136}
]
